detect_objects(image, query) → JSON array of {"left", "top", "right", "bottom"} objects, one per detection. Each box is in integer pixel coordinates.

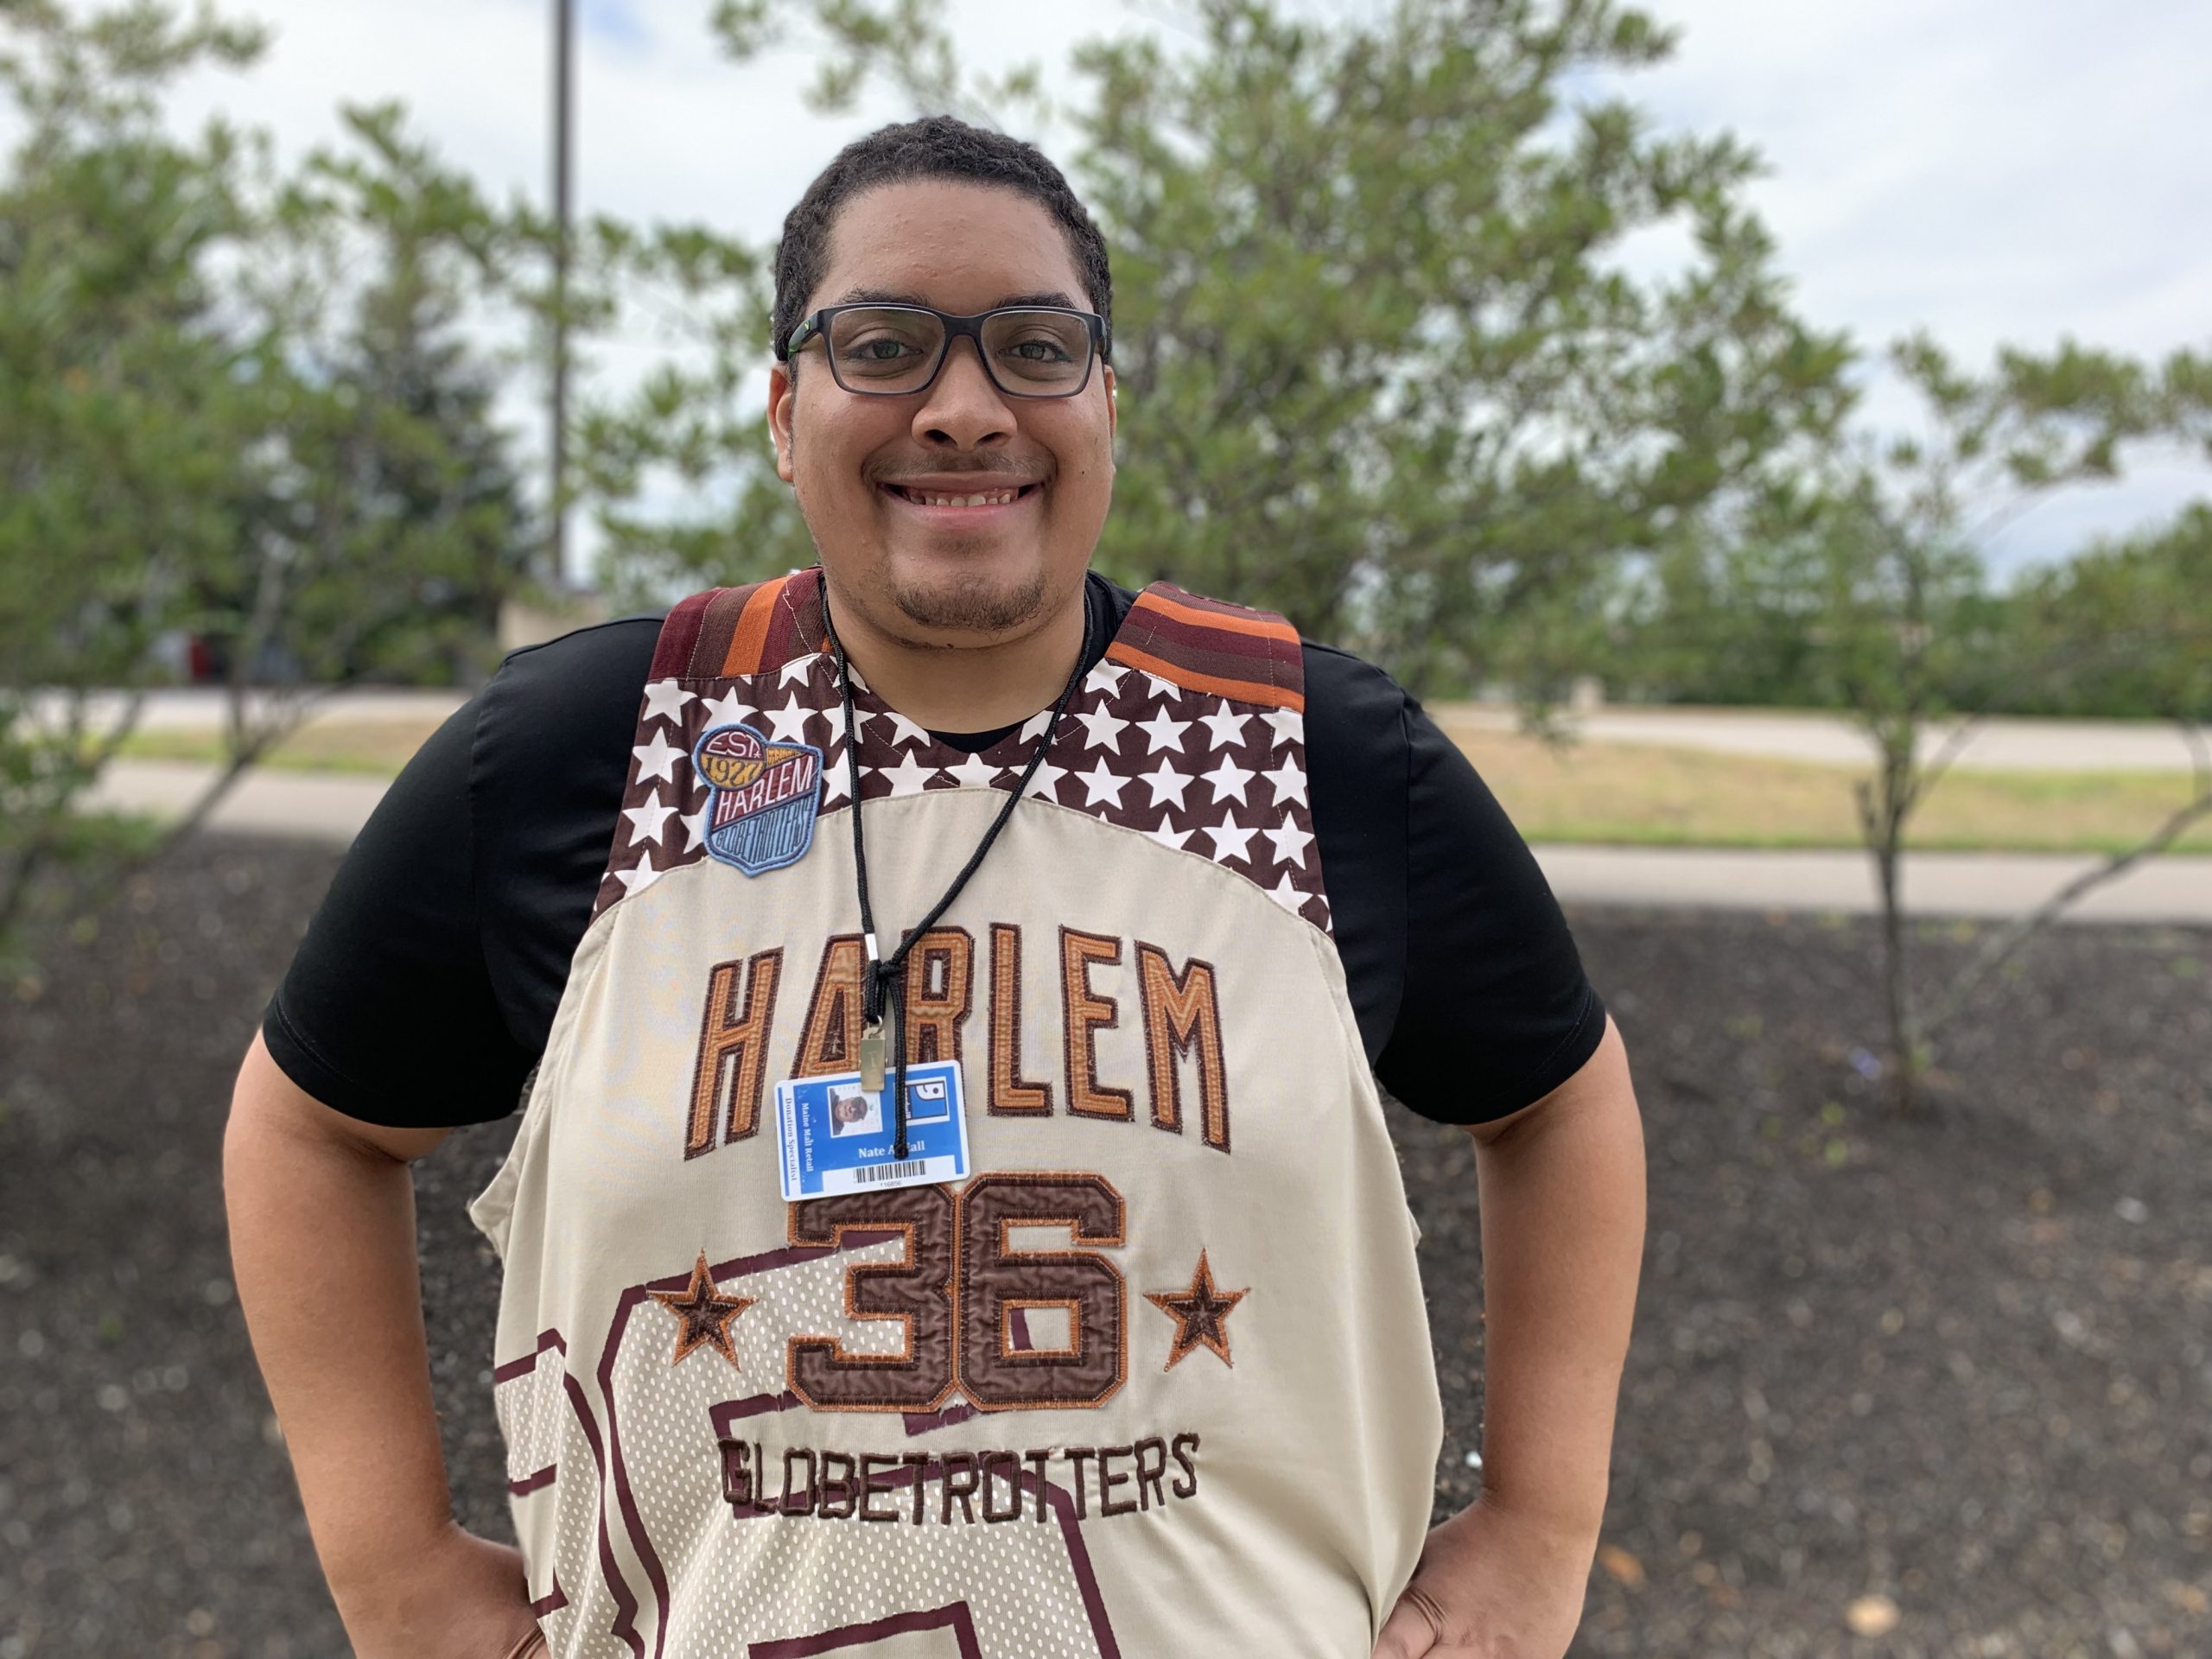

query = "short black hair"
[{"left": 771, "top": 113, "right": 1113, "bottom": 375}]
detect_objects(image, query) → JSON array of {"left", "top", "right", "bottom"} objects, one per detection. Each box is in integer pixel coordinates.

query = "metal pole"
[{"left": 549, "top": 0, "right": 573, "bottom": 588}]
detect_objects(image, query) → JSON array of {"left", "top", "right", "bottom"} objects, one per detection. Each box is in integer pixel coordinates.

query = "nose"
[{"left": 911, "top": 333, "right": 1014, "bottom": 449}]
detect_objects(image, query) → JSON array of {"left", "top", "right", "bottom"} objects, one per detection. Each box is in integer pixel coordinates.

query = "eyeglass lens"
[{"left": 826, "top": 308, "right": 1091, "bottom": 395}]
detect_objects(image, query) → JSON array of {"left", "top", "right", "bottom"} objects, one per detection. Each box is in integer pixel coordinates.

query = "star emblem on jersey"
[
  {"left": 1147, "top": 1250, "right": 1248, "bottom": 1370},
  {"left": 640, "top": 679, "right": 696, "bottom": 725},
  {"left": 648, "top": 1251, "right": 755, "bottom": 1367},
  {"left": 631, "top": 728, "right": 683, "bottom": 785},
  {"left": 943, "top": 750, "right": 1002, "bottom": 790}
]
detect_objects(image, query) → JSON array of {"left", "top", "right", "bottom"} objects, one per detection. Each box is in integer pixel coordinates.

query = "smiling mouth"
[{"left": 880, "top": 482, "right": 1042, "bottom": 508}]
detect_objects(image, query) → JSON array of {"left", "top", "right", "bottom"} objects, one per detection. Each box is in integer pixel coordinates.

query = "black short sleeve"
[
  {"left": 1372, "top": 695, "right": 1608, "bottom": 1122},
  {"left": 260, "top": 616, "right": 663, "bottom": 1128},
  {"left": 260, "top": 692, "right": 534, "bottom": 1127}
]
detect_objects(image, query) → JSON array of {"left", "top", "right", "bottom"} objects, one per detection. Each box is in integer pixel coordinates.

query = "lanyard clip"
[{"left": 859, "top": 1021, "right": 887, "bottom": 1096}]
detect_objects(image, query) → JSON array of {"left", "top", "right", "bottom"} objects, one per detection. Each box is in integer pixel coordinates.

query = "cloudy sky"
[{"left": 148, "top": 0, "right": 2212, "bottom": 584}]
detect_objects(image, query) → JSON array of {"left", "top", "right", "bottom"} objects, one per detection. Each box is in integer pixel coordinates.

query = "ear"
[
  {"left": 1103, "top": 361, "right": 1117, "bottom": 448},
  {"left": 768, "top": 361, "right": 797, "bottom": 483}
]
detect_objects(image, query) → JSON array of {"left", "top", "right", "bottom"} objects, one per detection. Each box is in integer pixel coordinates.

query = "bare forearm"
[
  {"left": 222, "top": 1101, "right": 456, "bottom": 1606},
  {"left": 1471, "top": 1062, "right": 1645, "bottom": 1536}
]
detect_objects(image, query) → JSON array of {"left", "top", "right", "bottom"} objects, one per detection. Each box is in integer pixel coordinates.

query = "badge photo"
[{"left": 693, "top": 722, "right": 823, "bottom": 876}]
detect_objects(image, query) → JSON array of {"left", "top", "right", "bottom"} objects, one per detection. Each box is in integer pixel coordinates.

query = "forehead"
[{"left": 813, "top": 178, "right": 1089, "bottom": 314}]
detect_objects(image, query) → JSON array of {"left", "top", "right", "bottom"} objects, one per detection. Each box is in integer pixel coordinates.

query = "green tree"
[
  {"left": 200, "top": 102, "right": 537, "bottom": 713},
  {"left": 1764, "top": 338, "right": 2208, "bottom": 1116},
  {"left": 0, "top": 3, "right": 538, "bottom": 967},
  {"left": 0, "top": 0, "right": 269, "bottom": 952},
  {"left": 1997, "top": 503, "right": 2212, "bottom": 721}
]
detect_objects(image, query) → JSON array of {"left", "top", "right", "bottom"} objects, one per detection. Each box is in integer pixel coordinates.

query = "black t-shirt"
[{"left": 263, "top": 574, "right": 1605, "bottom": 1128}]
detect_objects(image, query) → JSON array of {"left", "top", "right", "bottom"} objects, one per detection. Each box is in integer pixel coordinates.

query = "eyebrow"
[{"left": 831, "top": 286, "right": 1084, "bottom": 311}]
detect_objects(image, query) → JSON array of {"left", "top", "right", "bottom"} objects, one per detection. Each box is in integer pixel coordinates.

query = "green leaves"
[
  {"left": 1, "top": 2, "right": 540, "bottom": 960},
  {"left": 1064, "top": 0, "right": 1850, "bottom": 689}
]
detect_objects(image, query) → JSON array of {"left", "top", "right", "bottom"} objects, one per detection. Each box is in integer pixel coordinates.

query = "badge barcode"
[{"left": 854, "top": 1160, "right": 928, "bottom": 1185}]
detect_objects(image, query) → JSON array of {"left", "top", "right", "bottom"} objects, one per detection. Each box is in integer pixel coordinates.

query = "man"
[{"left": 225, "top": 114, "right": 1644, "bottom": 1658}]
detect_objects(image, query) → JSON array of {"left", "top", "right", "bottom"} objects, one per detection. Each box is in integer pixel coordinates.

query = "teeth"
[{"left": 903, "top": 487, "right": 1020, "bottom": 507}]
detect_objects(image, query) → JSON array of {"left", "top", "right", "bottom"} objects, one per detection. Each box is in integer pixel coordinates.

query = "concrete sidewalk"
[
  {"left": 1535, "top": 844, "right": 2212, "bottom": 925},
  {"left": 86, "top": 759, "right": 2212, "bottom": 925},
  {"left": 1441, "top": 703, "right": 2212, "bottom": 772}
]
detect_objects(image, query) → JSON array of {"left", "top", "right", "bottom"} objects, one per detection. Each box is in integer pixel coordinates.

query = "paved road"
[{"left": 86, "top": 759, "right": 2212, "bottom": 924}]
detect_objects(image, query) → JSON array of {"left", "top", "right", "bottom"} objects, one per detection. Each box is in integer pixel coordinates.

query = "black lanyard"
[{"left": 822, "top": 582, "right": 1095, "bottom": 1159}]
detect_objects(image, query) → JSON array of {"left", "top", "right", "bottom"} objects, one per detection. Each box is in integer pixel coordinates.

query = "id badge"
[{"left": 772, "top": 1061, "right": 970, "bottom": 1201}]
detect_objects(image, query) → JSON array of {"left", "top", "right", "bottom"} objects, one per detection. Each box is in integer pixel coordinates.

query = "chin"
[{"left": 887, "top": 560, "right": 1055, "bottom": 637}]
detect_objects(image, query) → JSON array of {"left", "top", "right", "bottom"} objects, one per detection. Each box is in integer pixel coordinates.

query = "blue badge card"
[{"left": 773, "top": 1061, "right": 969, "bottom": 1201}]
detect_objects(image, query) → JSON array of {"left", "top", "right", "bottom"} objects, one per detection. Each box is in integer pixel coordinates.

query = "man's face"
[{"left": 767, "top": 179, "right": 1116, "bottom": 643}]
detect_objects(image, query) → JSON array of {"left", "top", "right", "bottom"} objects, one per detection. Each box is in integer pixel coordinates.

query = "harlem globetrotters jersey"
[{"left": 466, "top": 567, "right": 1445, "bottom": 1657}]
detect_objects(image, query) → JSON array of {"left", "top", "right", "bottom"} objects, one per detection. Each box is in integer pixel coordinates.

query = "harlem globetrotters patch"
[{"left": 693, "top": 723, "right": 823, "bottom": 876}]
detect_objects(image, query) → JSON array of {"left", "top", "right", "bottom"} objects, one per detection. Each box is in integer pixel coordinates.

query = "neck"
[{"left": 823, "top": 575, "right": 1091, "bottom": 734}]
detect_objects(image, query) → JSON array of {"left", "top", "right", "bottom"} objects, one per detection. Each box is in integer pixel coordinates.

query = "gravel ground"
[{"left": 1, "top": 834, "right": 2206, "bottom": 1658}]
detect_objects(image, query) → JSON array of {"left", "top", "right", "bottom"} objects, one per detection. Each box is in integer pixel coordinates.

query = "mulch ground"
[{"left": 1, "top": 833, "right": 2205, "bottom": 1658}]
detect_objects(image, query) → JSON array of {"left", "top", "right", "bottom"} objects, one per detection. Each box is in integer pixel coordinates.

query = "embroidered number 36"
[{"left": 786, "top": 1173, "right": 1127, "bottom": 1414}]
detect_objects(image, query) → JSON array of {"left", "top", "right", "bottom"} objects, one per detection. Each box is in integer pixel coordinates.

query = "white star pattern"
[
  {"left": 1202, "top": 811, "right": 1257, "bottom": 864},
  {"left": 1024, "top": 758, "right": 1067, "bottom": 802},
  {"left": 1077, "top": 759, "right": 1129, "bottom": 808},
  {"left": 766, "top": 695, "right": 817, "bottom": 746},
  {"left": 816, "top": 707, "right": 870, "bottom": 747},
  {"left": 1200, "top": 756, "right": 1255, "bottom": 805},
  {"left": 880, "top": 709, "right": 930, "bottom": 749},
  {"left": 1140, "top": 760, "right": 1192, "bottom": 809},
  {"left": 1135, "top": 709, "right": 1191, "bottom": 753},
  {"left": 1076, "top": 704, "right": 1129, "bottom": 752},
  {"left": 1145, "top": 813, "right": 1192, "bottom": 851},
  {"left": 1262, "top": 758, "right": 1309, "bottom": 806},
  {"left": 623, "top": 786, "right": 677, "bottom": 848},
  {"left": 876, "top": 751, "right": 939, "bottom": 796},
  {"left": 1264, "top": 810, "right": 1316, "bottom": 866},
  {"left": 1198, "top": 699, "right": 1251, "bottom": 750},
  {"left": 596, "top": 598, "right": 1333, "bottom": 938},
  {"left": 613, "top": 850, "right": 664, "bottom": 895},
  {"left": 641, "top": 680, "right": 695, "bottom": 725},
  {"left": 631, "top": 730, "right": 683, "bottom": 785},
  {"left": 944, "top": 751, "right": 1002, "bottom": 790},
  {"left": 698, "top": 687, "right": 757, "bottom": 730}
]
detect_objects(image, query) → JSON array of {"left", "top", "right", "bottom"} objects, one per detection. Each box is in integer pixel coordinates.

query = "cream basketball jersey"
[{"left": 467, "top": 567, "right": 1445, "bottom": 1657}]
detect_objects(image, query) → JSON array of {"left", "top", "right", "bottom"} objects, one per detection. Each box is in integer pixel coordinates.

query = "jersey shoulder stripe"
[
  {"left": 651, "top": 572, "right": 829, "bottom": 680},
  {"left": 1106, "top": 582, "right": 1304, "bottom": 710}
]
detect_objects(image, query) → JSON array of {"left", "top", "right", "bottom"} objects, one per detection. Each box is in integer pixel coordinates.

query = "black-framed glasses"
[{"left": 779, "top": 302, "right": 1107, "bottom": 399}]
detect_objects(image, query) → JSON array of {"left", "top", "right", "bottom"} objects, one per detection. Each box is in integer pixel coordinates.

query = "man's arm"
[
  {"left": 1376, "top": 1012, "right": 1646, "bottom": 1657},
  {"left": 224, "top": 1031, "right": 542, "bottom": 1656},
  {"left": 1465, "top": 1010, "right": 1644, "bottom": 1535}
]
